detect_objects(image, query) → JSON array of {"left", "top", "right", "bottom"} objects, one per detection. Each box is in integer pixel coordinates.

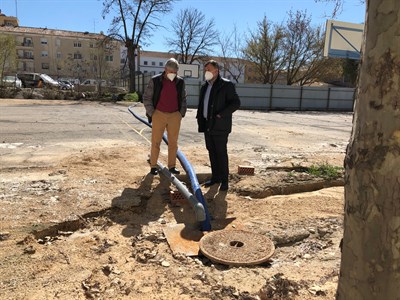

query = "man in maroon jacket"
[{"left": 143, "top": 58, "right": 187, "bottom": 175}]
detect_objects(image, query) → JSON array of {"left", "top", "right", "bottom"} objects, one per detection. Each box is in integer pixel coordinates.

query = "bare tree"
[
  {"left": 314, "top": 0, "right": 343, "bottom": 18},
  {"left": 62, "top": 57, "right": 91, "bottom": 84},
  {"left": 88, "top": 37, "right": 120, "bottom": 92},
  {"left": 166, "top": 8, "right": 218, "bottom": 64},
  {"left": 283, "top": 10, "right": 325, "bottom": 85},
  {"left": 217, "top": 25, "right": 246, "bottom": 83},
  {"left": 243, "top": 16, "right": 286, "bottom": 84},
  {"left": 59, "top": 37, "right": 121, "bottom": 87},
  {"left": 102, "top": 0, "right": 176, "bottom": 92}
]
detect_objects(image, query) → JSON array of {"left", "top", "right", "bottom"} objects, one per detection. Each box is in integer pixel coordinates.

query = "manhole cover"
[{"left": 199, "top": 230, "right": 275, "bottom": 266}]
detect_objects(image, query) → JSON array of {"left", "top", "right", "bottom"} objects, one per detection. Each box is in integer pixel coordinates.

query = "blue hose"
[{"left": 128, "top": 105, "right": 211, "bottom": 231}]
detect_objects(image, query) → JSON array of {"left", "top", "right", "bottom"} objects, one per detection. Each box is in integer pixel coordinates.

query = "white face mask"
[
  {"left": 204, "top": 71, "right": 214, "bottom": 81},
  {"left": 167, "top": 73, "right": 176, "bottom": 81}
]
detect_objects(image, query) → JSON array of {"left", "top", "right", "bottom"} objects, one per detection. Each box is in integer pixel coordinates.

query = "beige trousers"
[{"left": 150, "top": 110, "right": 182, "bottom": 169}]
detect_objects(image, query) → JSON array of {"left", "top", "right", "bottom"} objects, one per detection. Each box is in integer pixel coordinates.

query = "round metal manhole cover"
[{"left": 199, "top": 230, "right": 275, "bottom": 266}]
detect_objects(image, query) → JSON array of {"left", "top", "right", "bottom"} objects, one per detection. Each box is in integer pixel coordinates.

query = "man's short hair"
[
  {"left": 204, "top": 60, "right": 219, "bottom": 70},
  {"left": 165, "top": 58, "right": 179, "bottom": 71}
]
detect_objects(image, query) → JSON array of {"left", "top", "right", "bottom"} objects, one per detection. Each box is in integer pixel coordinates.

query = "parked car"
[
  {"left": 59, "top": 78, "right": 80, "bottom": 85},
  {"left": 39, "top": 74, "right": 60, "bottom": 88},
  {"left": 18, "top": 72, "right": 59, "bottom": 88},
  {"left": 82, "top": 79, "right": 108, "bottom": 86},
  {"left": 58, "top": 80, "right": 74, "bottom": 90},
  {"left": 2, "top": 75, "right": 22, "bottom": 88}
]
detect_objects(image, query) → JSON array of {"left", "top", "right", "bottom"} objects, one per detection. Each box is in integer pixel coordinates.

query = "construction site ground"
[{"left": 0, "top": 99, "right": 353, "bottom": 299}]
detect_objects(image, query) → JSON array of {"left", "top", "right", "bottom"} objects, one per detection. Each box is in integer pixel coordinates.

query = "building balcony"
[
  {"left": 18, "top": 55, "right": 34, "bottom": 60},
  {"left": 21, "top": 42, "right": 34, "bottom": 47}
]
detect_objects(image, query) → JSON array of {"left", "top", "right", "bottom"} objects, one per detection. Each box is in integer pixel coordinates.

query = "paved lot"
[{"left": 0, "top": 99, "right": 353, "bottom": 168}]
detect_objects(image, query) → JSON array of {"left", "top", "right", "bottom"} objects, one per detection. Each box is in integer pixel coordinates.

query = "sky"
[{"left": 0, "top": 0, "right": 366, "bottom": 53}]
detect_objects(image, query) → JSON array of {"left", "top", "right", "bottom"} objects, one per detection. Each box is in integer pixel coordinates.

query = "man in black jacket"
[
  {"left": 143, "top": 58, "right": 187, "bottom": 175},
  {"left": 196, "top": 60, "right": 241, "bottom": 191}
]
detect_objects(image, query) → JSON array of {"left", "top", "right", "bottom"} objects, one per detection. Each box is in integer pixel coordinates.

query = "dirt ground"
[{"left": 0, "top": 100, "right": 348, "bottom": 300}]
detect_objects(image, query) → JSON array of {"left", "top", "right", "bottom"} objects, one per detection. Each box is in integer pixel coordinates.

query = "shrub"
[
  {"left": 42, "top": 88, "right": 63, "bottom": 100},
  {"left": 306, "top": 163, "right": 343, "bottom": 180},
  {"left": 123, "top": 92, "right": 139, "bottom": 102},
  {"left": 22, "top": 89, "right": 34, "bottom": 99},
  {"left": 0, "top": 87, "right": 18, "bottom": 99}
]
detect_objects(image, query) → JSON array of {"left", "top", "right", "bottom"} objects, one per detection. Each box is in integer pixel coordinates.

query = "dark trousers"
[{"left": 204, "top": 132, "right": 229, "bottom": 184}]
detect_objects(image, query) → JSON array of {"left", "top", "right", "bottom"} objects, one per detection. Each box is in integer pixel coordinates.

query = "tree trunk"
[
  {"left": 337, "top": 0, "right": 400, "bottom": 299},
  {"left": 126, "top": 41, "right": 137, "bottom": 93}
]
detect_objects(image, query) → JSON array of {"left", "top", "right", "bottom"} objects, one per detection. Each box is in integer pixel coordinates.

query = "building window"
[
  {"left": 55, "top": 39, "right": 61, "bottom": 47},
  {"left": 56, "top": 52, "right": 61, "bottom": 59},
  {"left": 41, "top": 51, "right": 48, "bottom": 57},
  {"left": 40, "top": 38, "right": 48, "bottom": 45},
  {"left": 42, "top": 63, "right": 49, "bottom": 69},
  {"left": 90, "top": 54, "right": 97, "bottom": 60},
  {"left": 159, "top": 62, "right": 163, "bottom": 67},
  {"left": 74, "top": 53, "right": 82, "bottom": 59},
  {"left": 23, "top": 38, "right": 33, "bottom": 47},
  {"left": 24, "top": 51, "right": 34, "bottom": 59},
  {"left": 144, "top": 61, "right": 148, "bottom": 66},
  {"left": 151, "top": 61, "right": 156, "bottom": 66},
  {"left": 74, "top": 41, "right": 82, "bottom": 48},
  {"left": 105, "top": 55, "right": 113, "bottom": 62},
  {"left": 89, "top": 42, "right": 94, "bottom": 48}
]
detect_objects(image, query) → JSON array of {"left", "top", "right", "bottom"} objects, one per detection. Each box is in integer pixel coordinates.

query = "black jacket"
[
  {"left": 143, "top": 72, "right": 187, "bottom": 118},
  {"left": 196, "top": 75, "right": 240, "bottom": 134}
]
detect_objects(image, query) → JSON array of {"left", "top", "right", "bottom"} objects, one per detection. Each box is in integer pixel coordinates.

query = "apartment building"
[
  {"left": 0, "top": 10, "right": 18, "bottom": 27},
  {"left": 131, "top": 50, "right": 246, "bottom": 83},
  {"left": 137, "top": 50, "right": 177, "bottom": 76},
  {"left": 0, "top": 13, "right": 121, "bottom": 82},
  {"left": 1, "top": 12, "right": 247, "bottom": 84},
  {"left": 133, "top": 51, "right": 200, "bottom": 79}
]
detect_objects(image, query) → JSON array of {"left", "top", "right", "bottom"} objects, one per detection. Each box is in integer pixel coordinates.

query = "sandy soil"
[
  {"left": 0, "top": 100, "right": 347, "bottom": 300},
  {"left": 0, "top": 144, "right": 345, "bottom": 300}
]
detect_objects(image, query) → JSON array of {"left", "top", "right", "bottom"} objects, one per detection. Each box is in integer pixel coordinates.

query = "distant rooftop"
[
  {"left": 0, "top": 11, "right": 19, "bottom": 27},
  {"left": 0, "top": 24, "right": 107, "bottom": 39},
  {"left": 0, "top": 11, "right": 106, "bottom": 38}
]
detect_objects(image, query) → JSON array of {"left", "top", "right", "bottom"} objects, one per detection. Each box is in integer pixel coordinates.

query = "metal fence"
[{"left": 136, "top": 75, "right": 356, "bottom": 112}]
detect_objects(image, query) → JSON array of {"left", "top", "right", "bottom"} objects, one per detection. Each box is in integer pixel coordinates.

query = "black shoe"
[
  {"left": 204, "top": 179, "right": 220, "bottom": 188},
  {"left": 169, "top": 167, "right": 180, "bottom": 175},
  {"left": 220, "top": 182, "right": 229, "bottom": 191},
  {"left": 150, "top": 168, "right": 158, "bottom": 175}
]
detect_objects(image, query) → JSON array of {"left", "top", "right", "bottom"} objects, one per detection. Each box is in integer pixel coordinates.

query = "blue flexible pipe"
[{"left": 128, "top": 105, "right": 211, "bottom": 231}]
